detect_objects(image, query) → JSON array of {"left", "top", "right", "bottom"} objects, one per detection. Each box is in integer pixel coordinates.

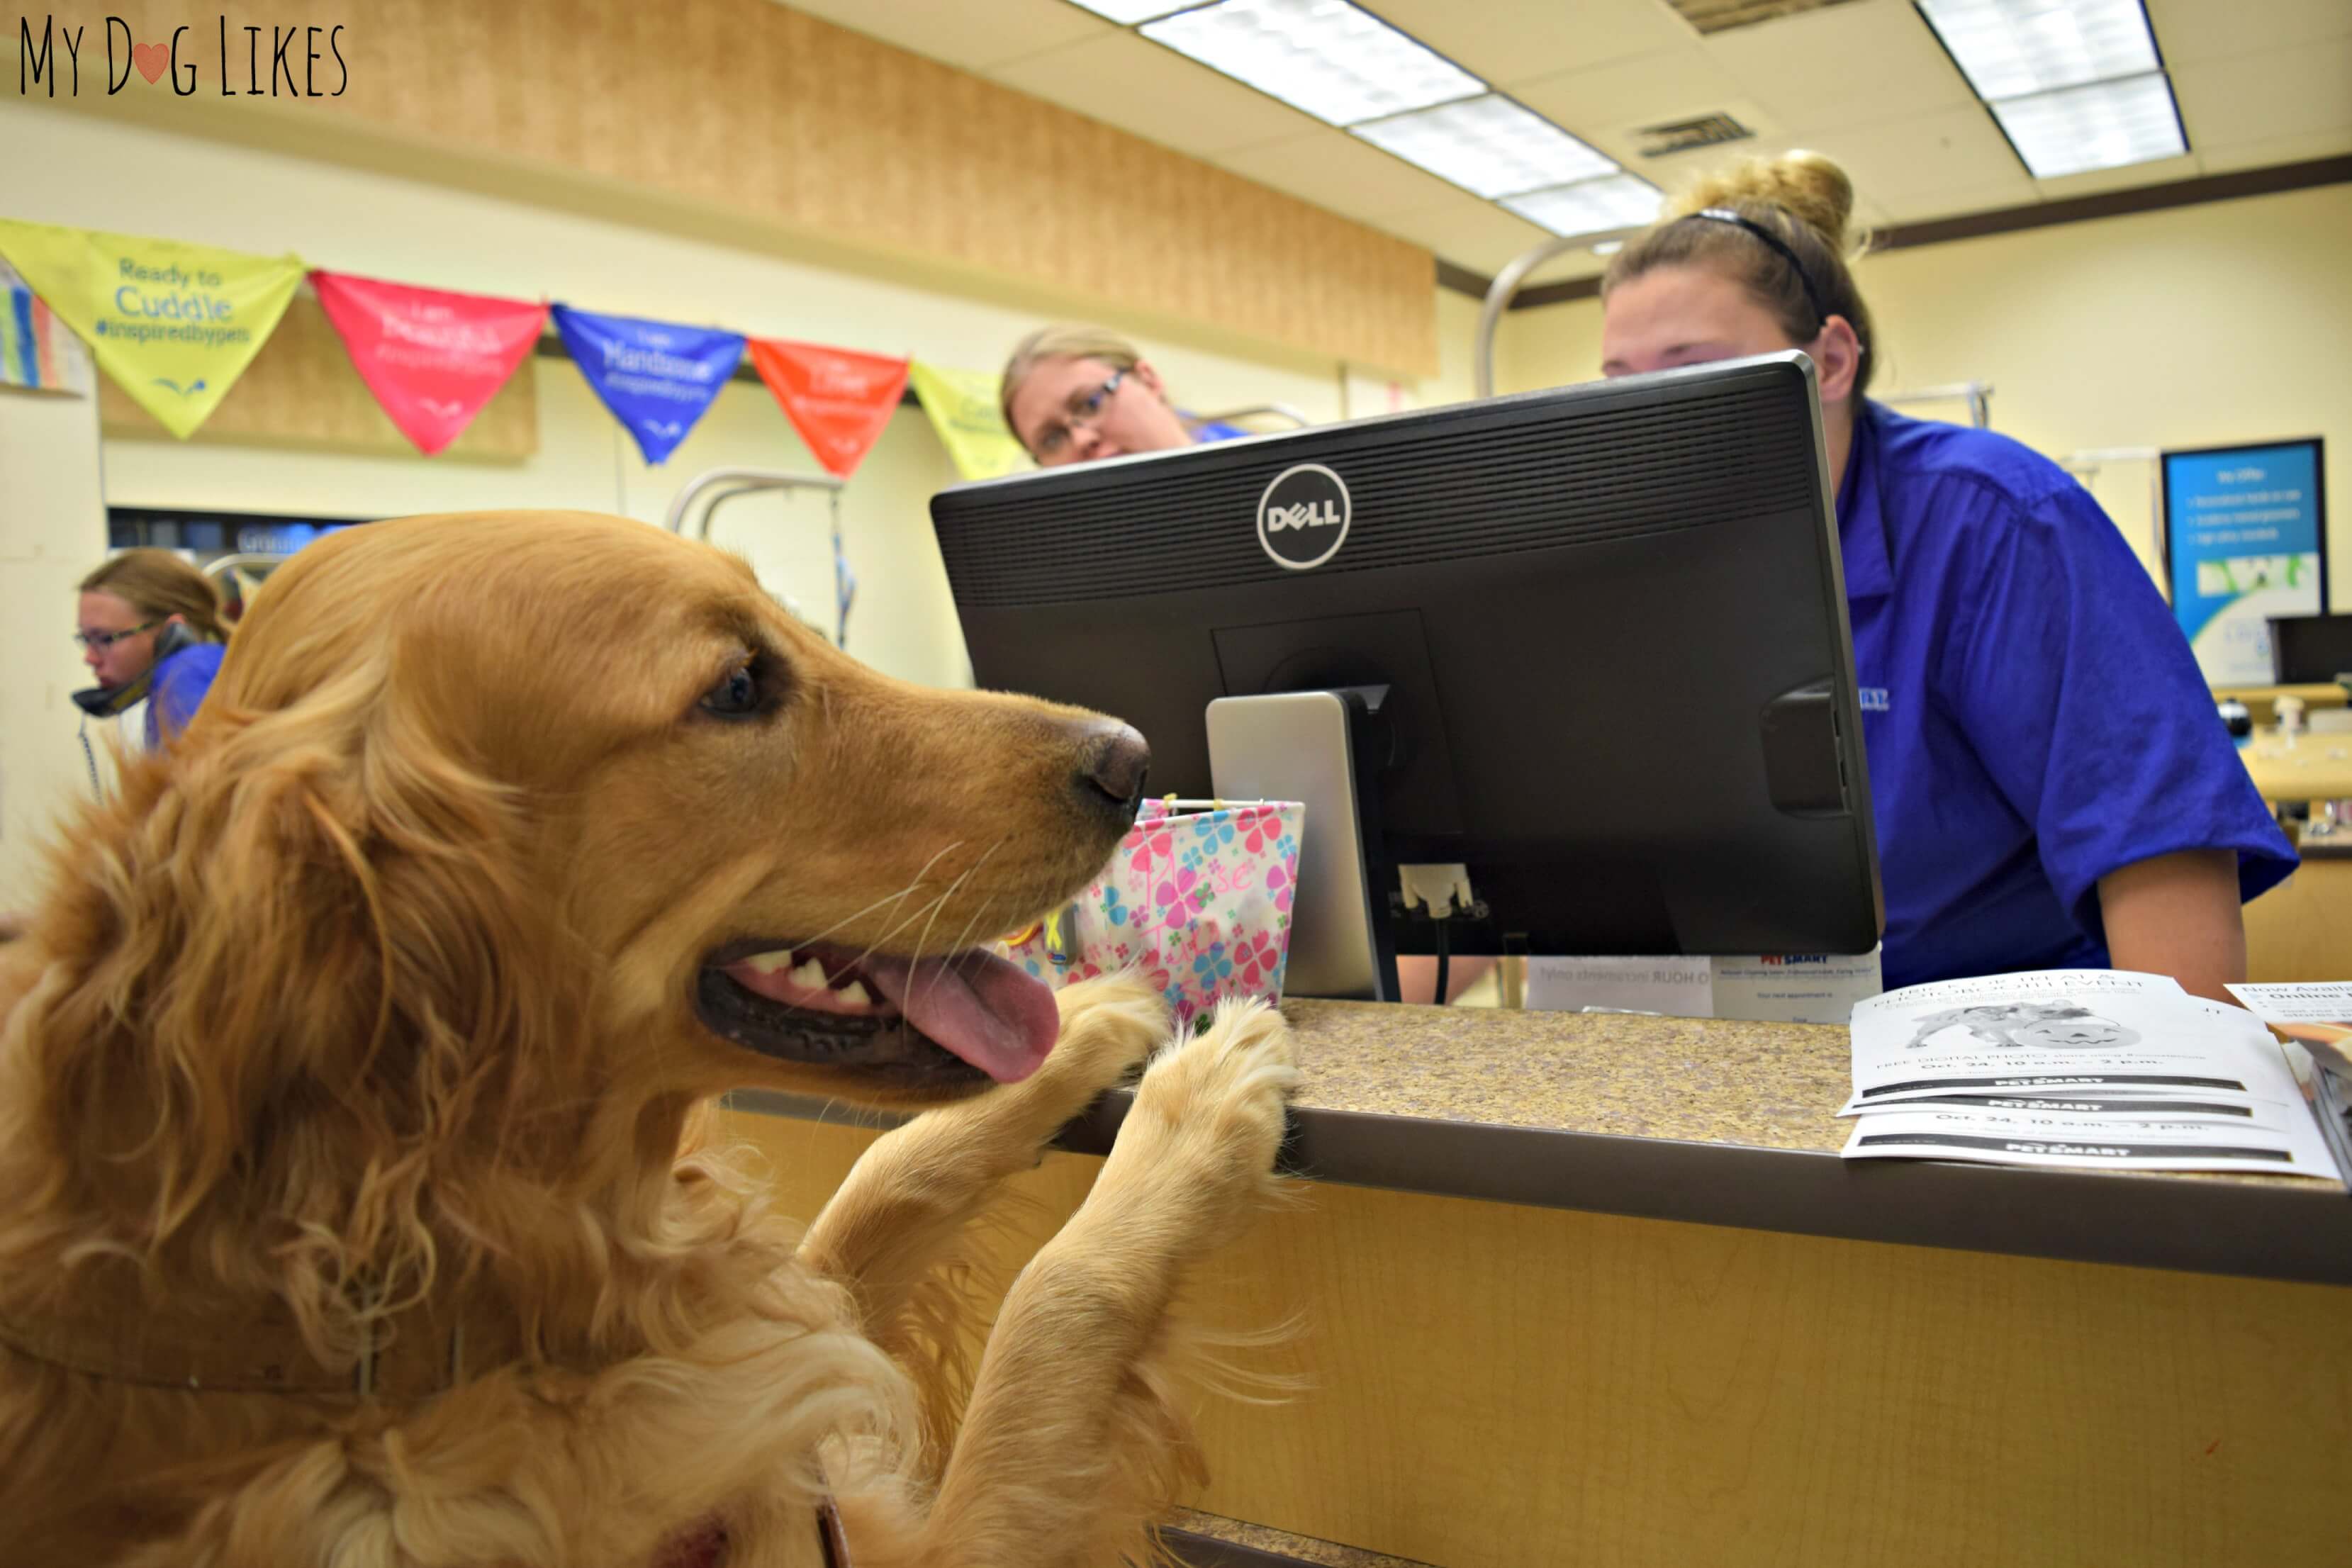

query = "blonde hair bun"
[{"left": 1669, "top": 150, "right": 1859, "bottom": 258}]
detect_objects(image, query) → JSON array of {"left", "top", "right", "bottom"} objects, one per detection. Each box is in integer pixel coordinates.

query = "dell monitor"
[{"left": 931, "top": 352, "right": 1882, "bottom": 994}]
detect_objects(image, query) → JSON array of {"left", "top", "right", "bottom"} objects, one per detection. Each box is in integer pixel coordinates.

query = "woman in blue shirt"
[
  {"left": 1598, "top": 152, "right": 2293, "bottom": 1002},
  {"left": 76, "top": 549, "right": 228, "bottom": 751}
]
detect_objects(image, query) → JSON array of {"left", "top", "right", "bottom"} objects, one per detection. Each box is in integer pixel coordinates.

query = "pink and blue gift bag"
[{"left": 1007, "top": 797, "right": 1304, "bottom": 1024}]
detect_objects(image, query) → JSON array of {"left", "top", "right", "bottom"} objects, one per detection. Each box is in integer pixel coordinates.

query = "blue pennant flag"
[{"left": 551, "top": 304, "right": 743, "bottom": 465}]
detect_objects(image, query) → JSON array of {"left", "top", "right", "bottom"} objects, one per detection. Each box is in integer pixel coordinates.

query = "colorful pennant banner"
[
  {"left": 907, "top": 362, "right": 1032, "bottom": 481},
  {"left": 0, "top": 260, "right": 93, "bottom": 396},
  {"left": 551, "top": 305, "right": 744, "bottom": 465},
  {"left": 746, "top": 338, "right": 910, "bottom": 480},
  {"left": 313, "top": 271, "right": 546, "bottom": 456},
  {"left": 0, "top": 220, "right": 301, "bottom": 437}
]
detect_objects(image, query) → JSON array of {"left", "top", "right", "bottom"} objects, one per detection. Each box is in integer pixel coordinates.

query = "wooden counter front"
[{"left": 724, "top": 1000, "right": 2352, "bottom": 1567}]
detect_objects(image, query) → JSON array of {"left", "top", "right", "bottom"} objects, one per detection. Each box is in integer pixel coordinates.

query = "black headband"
[{"left": 1687, "top": 207, "right": 1830, "bottom": 332}]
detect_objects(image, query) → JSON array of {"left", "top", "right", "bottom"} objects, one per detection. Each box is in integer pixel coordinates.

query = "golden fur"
[{"left": 0, "top": 512, "right": 1298, "bottom": 1566}]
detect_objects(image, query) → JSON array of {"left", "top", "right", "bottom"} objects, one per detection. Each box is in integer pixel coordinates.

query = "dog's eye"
[{"left": 701, "top": 661, "right": 763, "bottom": 719}]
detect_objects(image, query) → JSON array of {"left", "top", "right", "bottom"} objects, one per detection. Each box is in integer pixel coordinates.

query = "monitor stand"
[{"left": 1206, "top": 688, "right": 1399, "bottom": 1002}]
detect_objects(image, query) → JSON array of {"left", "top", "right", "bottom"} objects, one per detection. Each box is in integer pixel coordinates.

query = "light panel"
[
  {"left": 1501, "top": 174, "right": 1665, "bottom": 238},
  {"left": 1350, "top": 95, "right": 1616, "bottom": 199},
  {"left": 1141, "top": 0, "right": 1484, "bottom": 128},
  {"left": 1990, "top": 70, "right": 2183, "bottom": 177},
  {"left": 1917, "top": 0, "right": 2160, "bottom": 100},
  {"left": 1064, "top": 0, "right": 1199, "bottom": 22}
]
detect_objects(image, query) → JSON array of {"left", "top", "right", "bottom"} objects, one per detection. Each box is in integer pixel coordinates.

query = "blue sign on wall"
[{"left": 2161, "top": 439, "right": 2328, "bottom": 685}]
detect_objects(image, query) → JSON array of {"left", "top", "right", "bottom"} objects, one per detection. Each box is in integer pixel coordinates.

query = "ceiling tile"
[
  {"left": 2144, "top": 0, "right": 2352, "bottom": 67},
  {"left": 1872, "top": 175, "right": 2041, "bottom": 223},
  {"left": 1214, "top": 130, "right": 1470, "bottom": 220},
  {"left": 1708, "top": 1, "right": 1977, "bottom": 132},
  {"left": 2173, "top": 45, "right": 2352, "bottom": 152},
  {"left": 2031, "top": 150, "right": 2200, "bottom": 199},
  {"left": 1615, "top": 129, "right": 1803, "bottom": 202},
  {"left": 1365, "top": 0, "right": 1699, "bottom": 87},
  {"left": 987, "top": 30, "right": 1326, "bottom": 156},
  {"left": 1372, "top": 191, "right": 1560, "bottom": 273},
  {"left": 1511, "top": 43, "right": 1753, "bottom": 144},
  {"left": 1820, "top": 107, "right": 2028, "bottom": 202},
  {"left": 2195, "top": 126, "right": 2352, "bottom": 174},
  {"left": 777, "top": 0, "right": 1111, "bottom": 72}
]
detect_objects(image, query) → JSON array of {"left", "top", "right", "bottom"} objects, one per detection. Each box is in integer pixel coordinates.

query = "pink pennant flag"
[{"left": 312, "top": 271, "right": 547, "bottom": 455}]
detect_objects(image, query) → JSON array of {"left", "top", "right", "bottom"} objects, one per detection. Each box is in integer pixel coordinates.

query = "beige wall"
[
  {"left": 0, "top": 99, "right": 1486, "bottom": 891},
  {"left": 0, "top": 385, "right": 111, "bottom": 902},
  {"left": 1497, "top": 183, "right": 2352, "bottom": 599}
]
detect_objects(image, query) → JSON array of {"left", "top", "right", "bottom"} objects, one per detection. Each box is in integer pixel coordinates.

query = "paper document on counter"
[
  {"left": 1841, "top": 970, "right": 2300, "bottom": 1113},
  {"left": 2226, "top": 982, "right": 2352, "bottom": 1078},
  {"left": 1840, "top": 1104, "right": 2335, "bottom": 1175},
  {"left": 1836, "top": 969, "right": 2340, "bottom": 1180}
]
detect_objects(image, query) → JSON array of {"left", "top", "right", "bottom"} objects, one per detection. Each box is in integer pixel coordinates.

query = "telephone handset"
[{"left": 71, "top": 620, "right": 198, "bottom": 717}]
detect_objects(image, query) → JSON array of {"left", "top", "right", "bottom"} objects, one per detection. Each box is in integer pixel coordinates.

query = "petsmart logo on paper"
[{"left": 16, "top": 13, "right": 348, "bottom": 97}]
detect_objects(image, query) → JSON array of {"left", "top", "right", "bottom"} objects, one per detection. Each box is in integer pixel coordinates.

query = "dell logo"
[
  {"left": 1265, "top": 500, "right": 1343, "bottom": 532},
  {"left": 1256, "top": 464, "right": 1351, "bottom": 570}
]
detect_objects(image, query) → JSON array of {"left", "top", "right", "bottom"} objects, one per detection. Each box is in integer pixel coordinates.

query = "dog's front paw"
[
  {"left": 1012, "top": 972, "right": 1168, "bottom": 1118},
  {"left": 1099, "top": 999, "right": 1299, "bottom": 1235}
]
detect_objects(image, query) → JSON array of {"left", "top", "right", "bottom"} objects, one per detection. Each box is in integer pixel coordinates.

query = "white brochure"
[
  {"left": 1841, "top": 970, "right": 2302, "bottom": 1114},
  {"left": 1839, "top": 1104, "right": 2337, "bottom": 1177},
  {"left": 2226, "top": 982, "right": 2352, "bottom": 1078}
]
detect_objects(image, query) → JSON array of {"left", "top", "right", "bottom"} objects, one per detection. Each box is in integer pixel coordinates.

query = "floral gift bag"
[{"left": 1006, "top": 797, "right": 1304, "bottom": 1024}]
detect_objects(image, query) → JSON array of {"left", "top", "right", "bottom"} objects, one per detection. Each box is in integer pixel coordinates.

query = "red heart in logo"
[{"left": 132, "top": 41, "right": 168, "bottom": 84}]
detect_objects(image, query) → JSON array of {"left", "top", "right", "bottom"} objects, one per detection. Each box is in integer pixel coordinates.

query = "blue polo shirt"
[
  {"left": 146, "top": 642, "right": 223, "bottom": 748},
  {"left": 1839, "top": 401, "right": 2295, "bottom": 990}
]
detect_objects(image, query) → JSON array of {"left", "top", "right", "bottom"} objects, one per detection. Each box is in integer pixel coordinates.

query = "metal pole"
[
  {"left": 1474, "top": 233, "right": 1595, "bottom": 401},
  {"left": 663, "top": 466, "right": 847, "bottom": 539}
]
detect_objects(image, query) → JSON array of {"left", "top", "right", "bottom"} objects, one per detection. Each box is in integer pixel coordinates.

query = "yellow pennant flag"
[
  {"left": 0, "top": 220, "right": 302, "bottom": 438},
  {"left": 908, "top": 362, "right": 1032, "bottom": 482}
]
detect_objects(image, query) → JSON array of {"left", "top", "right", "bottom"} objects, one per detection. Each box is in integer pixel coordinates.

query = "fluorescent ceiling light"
[
  {"left": 1917, "top": 0, "right": 2160, "bottom": 100},
  {"left": 1141, "top": 0, "right": 1484, "bottom": 128},
  {"left": 1064, "top": 0, "right": 1197, "bottom": 21},
  {"left": 1591, "top": 240, "right": 1625, "bottom": 256},
  {"left": 1351, "top": 95, "right": 1617, "bottom": 199},
  {"left": 1991, "top": 71, "right": 2183, "bottom": 177},
  {"left": 1501, "top": 175, "right": 1664, "bottom": 238}
]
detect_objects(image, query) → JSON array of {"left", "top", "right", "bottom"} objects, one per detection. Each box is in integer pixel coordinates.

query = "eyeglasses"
[
  {"left": 1029, "top": 369, "right": 1126, "bottom": 461},
  {"left": 73, "top": 621, "right": 157, "bottom": 651}
]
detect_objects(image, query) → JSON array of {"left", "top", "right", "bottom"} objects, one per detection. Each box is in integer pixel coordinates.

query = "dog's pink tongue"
[{"left": 861, "top": 950, "right": 1060, "bottom": 1083}]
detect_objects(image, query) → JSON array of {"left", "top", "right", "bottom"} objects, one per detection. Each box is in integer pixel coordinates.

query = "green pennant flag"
[
  {"left": 908, "top": 361, "right": 1032, "bottom": 481},
  {"left": 0, "top": 219, "right": 302, "bottom": 438}
]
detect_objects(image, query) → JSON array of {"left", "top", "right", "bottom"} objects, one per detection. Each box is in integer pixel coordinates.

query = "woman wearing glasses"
[
  {"left": 999, "top": 324, "right": 1246, "bottom": 467},
  {"left": 76, "top": 549, "right": 228, "bottom": 751}
]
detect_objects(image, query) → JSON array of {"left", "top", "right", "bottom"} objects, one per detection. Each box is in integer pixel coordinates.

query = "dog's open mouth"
[{"left": 696, "top": 939, "right": 1061, "bottom": 1087}]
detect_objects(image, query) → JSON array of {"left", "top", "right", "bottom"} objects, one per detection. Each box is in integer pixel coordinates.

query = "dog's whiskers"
[
  {"left": 785, "top": 839, "right": 968, "bottom": 959},
  {"left": 911, "top": 839, "right": 1007, "bottom": 1007}
]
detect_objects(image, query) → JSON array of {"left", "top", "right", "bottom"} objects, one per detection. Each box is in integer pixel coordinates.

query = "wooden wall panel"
[
  {"left": 99, "top": 293, "right": 538, "bottom": 459},
  {"left": 724, "top": 1110, "right": 2351, "bottom": 1568},
  {"left": 65, "top": 0, "right": 1437, "bottom": 376}
]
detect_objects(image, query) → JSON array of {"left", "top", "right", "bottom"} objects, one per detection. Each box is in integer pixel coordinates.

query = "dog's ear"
[{"left": 23, "top": 653, "right": 571, "bottom": 1263}]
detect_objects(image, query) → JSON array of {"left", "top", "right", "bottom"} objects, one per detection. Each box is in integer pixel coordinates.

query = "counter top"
[
  {"left": 2241, "top": 731, "right": 2352, "bottom": 801},
  {"left": 734, "top": 999, "right": 2352, "bottom": 1287}
]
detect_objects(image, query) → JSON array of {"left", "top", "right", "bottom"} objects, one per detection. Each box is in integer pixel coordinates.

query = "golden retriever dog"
[{"left": 0, "top": 512, "right": 1299, "bottom": 1567}]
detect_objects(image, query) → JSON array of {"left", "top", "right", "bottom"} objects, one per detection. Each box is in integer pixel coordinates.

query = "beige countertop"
[{"left": 737, "top": 996, "right": 2352, "bottom": 1284}]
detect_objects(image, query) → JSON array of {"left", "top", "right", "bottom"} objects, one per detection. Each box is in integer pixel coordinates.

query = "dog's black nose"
[{"left": 1077, "top": 722, "right": 1151, "bottom": 822}]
